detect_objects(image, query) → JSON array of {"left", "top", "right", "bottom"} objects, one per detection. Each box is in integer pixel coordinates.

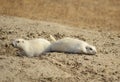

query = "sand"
[
  {"left": 0, "top": 0, "right": 120, "bottom": 30},
  {"left": 0, "top": 16, "right": 120, "bottom": 82}
]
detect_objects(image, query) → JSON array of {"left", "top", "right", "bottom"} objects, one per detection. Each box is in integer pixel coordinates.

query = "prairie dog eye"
[
  {"left": 89, "top": 47, "right": 93, "bottom": 50},
  {"left": 16, "top": 41, "right": 20, "bottom": 43},
  {"left": 86, "top": 46, "right": 93, "bottom": 51}
]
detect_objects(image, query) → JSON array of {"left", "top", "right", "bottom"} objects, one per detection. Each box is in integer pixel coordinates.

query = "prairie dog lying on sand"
[
  {"left": 12, "top": 38, "right": 51, "bottom": 57},
  {"left": 50, "top": 35, "right": 97, "bottom": 55}
]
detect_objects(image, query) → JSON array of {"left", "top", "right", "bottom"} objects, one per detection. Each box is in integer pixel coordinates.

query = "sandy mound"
[{"left": 0, "top": 16, "right": 120, "bottom": 82}]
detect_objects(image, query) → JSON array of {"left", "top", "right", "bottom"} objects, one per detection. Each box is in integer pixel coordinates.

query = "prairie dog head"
[
  {"left": 12, "top": 39, "right": 27, "bottom": 50},
  {"left": 85, "top": 45, "right": 97, "bottom": 55}
]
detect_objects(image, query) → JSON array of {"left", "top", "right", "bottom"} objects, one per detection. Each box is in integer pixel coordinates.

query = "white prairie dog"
[
  {"left": 50, "top": 35, "right": 97, "bottom": 55},
  {"left": 12, "top": 38, "right": 51, "bottom": 57}
]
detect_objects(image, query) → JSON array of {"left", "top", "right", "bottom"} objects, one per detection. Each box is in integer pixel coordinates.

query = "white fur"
[
  {"left": 12, "top": 38, "right": 51, "bottom": 57},
  {"left": 50, "top": 37, "right": 97, "bottom": 55}
]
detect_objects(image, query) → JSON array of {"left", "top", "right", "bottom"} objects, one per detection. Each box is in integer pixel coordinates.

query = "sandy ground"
[
  {"left": 0, "top": 0, "right": 120, "bottom": 30},
  {"left": 0, "top": 16, "right": 120, "bottom": 82}
]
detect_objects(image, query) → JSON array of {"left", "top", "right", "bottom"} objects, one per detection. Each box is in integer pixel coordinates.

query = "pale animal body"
[
  {"left": 12, "top": 38, "right": 51, "bottom": 57},
  {"left": 50, "top": 36, "right": 97, "bottom": 55}
]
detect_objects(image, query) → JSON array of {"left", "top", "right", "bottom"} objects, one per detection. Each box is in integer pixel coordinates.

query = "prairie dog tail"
[{"left": 50, "top": 35, "right": 56, "bottom": 42}]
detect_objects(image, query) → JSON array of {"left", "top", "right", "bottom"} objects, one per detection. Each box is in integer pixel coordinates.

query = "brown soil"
[
  {"left": 0, "top": 0, "right": 120, "bottom": 82},
  {"left": 0, "top": 0, "right": 120, "bottom": 30},
  {"left": 0, "top": 16, "right": 120, "bottom": 82}
]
